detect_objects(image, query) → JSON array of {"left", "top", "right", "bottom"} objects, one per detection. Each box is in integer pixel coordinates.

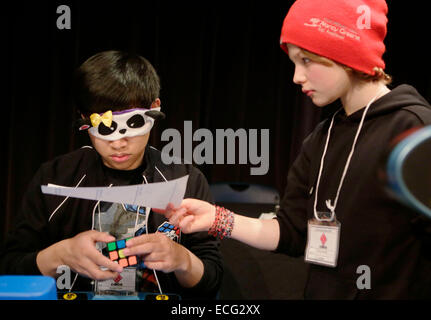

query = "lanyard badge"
[
  {"left": 305, "top": 215, "right": 341, "bottom": 267},
  {"left": 305, "top": 88, "right": 385, "bottom": 268}
]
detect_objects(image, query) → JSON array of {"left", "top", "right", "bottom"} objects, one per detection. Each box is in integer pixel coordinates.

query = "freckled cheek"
[{"left": 306, "top": 67, "right": 337, "bottom": 90}]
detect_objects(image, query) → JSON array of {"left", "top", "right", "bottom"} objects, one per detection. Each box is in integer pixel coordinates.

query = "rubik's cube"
[
  {"left": 157, "top": 222, "right": 180, "bottom": 242},
  {"left": 104, "top": 238, "right": 138, "bottom": 268}
]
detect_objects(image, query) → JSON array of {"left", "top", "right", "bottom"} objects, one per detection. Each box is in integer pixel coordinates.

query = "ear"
[{"left": 151, "top": 98, "right": 161, "bottom": 109}]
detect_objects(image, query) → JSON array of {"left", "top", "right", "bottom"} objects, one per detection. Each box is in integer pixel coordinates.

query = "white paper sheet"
[{"left": 41, "top": 175, "right": 189, "bottom": 209}]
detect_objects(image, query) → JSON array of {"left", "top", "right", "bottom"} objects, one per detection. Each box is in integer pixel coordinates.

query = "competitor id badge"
[
  {"left": 305, "top": 214, "right": 341, "bottom": 268},
  {"left": 95, "top": 267, "right": 137, "bottom": 295}
]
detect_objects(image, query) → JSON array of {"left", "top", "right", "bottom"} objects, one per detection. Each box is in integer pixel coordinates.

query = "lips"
[
  {"left": 110, "top": 154, "right": 131, "bottom": 163},
  {"left": 302, "top": 89, "right": 315, "bottom": 97}
]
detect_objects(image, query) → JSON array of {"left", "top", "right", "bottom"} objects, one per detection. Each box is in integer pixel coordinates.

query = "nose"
[
  {"left": 292, "top": 65, "right": 306, "bottom": 85},
  {"left": 110, "top": 138, "right": 128, "bottom": 150}
]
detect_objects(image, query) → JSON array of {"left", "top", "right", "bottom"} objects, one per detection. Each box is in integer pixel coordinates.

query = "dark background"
[{"left": 2, "top": 1, "right": 431, "bottom": 242}]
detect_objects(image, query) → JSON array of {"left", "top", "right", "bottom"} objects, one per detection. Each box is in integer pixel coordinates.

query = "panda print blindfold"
[{"left": 76, "top": 108, "right": 165, "bottom": 141}]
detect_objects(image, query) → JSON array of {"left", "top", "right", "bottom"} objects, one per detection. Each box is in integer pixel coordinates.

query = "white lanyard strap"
[{"left": 313, "top": 88, "right": 384, "bottom": 221}]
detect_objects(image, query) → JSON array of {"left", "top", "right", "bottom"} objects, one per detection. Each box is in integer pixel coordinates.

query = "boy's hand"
[
  {"left": 123, "top": 233, "right": 188, "bottom": 273},
  {"left": 37, "top": 230, "right": 123, "bottom": 280},
  {"left": 124, "top": 232, "right": 204, "bottom": 288}
]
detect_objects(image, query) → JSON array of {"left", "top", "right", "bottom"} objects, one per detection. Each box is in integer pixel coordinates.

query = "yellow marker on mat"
[{"left": 63, "top": 292, "right": 77, "bottom": 300}]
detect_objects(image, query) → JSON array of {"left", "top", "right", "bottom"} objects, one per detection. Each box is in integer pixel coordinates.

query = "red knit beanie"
[{"left": 280, "top": 0, "right": 388, "bottom": 75}]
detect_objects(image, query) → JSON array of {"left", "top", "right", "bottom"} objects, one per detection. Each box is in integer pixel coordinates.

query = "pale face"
[
  {"left": 89, "top": 132, "right": 150, "bottom": 170},
  {"left": 286, "top": 43, "right": 351, "bottom": 107}
]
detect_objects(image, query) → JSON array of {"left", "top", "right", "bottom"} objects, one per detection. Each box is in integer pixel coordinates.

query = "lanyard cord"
[
  {"left": 71, "top": 167, "right": 169, "bottom": 294},
  {"left": 143, "top": 172, "right": 165, "bottom": 296},
  {"left": 313, "top": 88, "right": 385, "bottom": 221}
]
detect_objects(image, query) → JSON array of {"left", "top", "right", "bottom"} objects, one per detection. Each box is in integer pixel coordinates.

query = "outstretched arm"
[
  {"left": 231, "top": 213, "right": 280, "bottom": 251},
  {"left": 162, "top": 199, "right": 281, "bottom": 251}
]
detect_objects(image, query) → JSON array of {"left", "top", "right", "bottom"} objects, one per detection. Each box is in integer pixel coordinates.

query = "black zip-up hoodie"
[
  {"left": 0, "top": 145, "right": 222, "bottom": 299},
  {"left": 276, "top": 85, "right": 431, "bottom": 299}
]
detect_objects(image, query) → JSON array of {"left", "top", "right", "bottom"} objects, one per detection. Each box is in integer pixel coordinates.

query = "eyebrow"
[{"left": 288, "top": 51, "right": 301, "bottom": 62}]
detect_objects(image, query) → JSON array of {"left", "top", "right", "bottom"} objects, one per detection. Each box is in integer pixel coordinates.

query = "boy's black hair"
[{"left": 73, "top": 51, "right": 160, "bottom": 116}]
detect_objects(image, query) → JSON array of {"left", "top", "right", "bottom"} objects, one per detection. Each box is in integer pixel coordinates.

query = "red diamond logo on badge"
[
  {"left": 114, "top": 274, "right": 123, "bottom": 283},
  {"left": 320, "top": 233, "right": 327, "bottom": 246}
]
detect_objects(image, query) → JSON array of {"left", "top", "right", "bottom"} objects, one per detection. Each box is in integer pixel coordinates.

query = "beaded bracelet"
[{"left": 208, "top": 206, "right": 235, "bottom": 240}]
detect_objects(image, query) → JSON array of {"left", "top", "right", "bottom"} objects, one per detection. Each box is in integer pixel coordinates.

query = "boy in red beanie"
[{"left": 159, "top": 0, "right": 431, "bottom": 299}]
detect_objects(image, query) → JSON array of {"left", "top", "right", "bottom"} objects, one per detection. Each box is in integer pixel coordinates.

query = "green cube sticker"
[{"left": 107, "top": 242, "right": 116, "bottom": 251}]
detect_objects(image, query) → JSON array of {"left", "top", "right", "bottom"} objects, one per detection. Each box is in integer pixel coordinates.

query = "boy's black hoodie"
[
  {"left": 276, "top": 84, "right": 431, "bottom": 299},
  {"left": 0, "top": 145, "right": 222, "bottom": 299}
]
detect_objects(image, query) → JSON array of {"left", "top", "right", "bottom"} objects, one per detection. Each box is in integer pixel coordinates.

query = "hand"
[
  {"left": 61, "top": 230, "right": 124, "bottom": 280},
  {"left": 123, "top": 233, "right": 189, "bottom": 273},
  {"left": 156, "top": 199, "right": 216, "bottom": 234},
  {"left": 37, "top": 230, "right": 123, "bottom": 280}
]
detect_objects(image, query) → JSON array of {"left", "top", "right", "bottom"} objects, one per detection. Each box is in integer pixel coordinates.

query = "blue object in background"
[
  {"left": 0, "top": 275, "right": 57, "bottom": 300},
  {"left": 386, "top": 125, "right": 431, "bottom": 219}
]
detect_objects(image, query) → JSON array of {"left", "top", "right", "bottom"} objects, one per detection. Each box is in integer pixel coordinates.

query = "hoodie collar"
[{"left": 336, "top": 84, "right": 430, "bottom": 122}]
